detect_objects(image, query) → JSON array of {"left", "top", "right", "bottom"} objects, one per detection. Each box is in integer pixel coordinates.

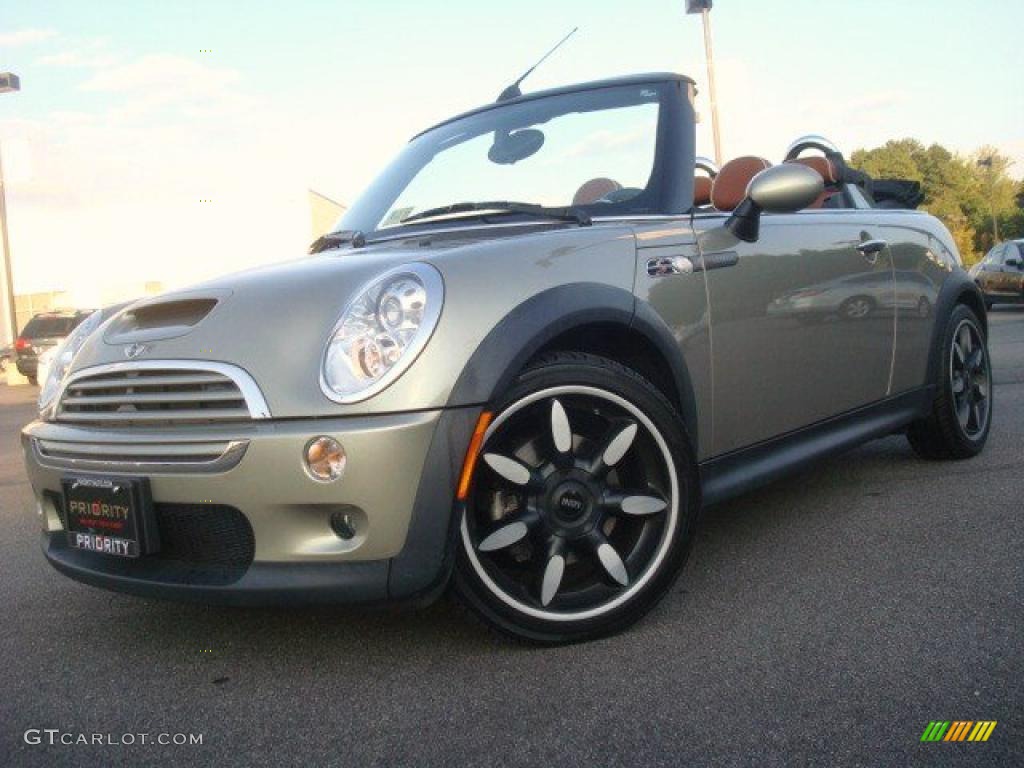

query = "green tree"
[{"left": 849, "top": 140, "right": 1021, "bottom": 266}]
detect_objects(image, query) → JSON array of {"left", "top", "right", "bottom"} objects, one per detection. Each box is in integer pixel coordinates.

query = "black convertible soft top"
[
  {"left": 826, "top": 152, "right": 923, "bottom": 210},
  {"left": 867, "top": 179, "right": 925, "bottom": 209}
]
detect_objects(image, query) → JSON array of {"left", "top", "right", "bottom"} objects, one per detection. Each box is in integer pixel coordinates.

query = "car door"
[
  {"left": 1006, "top": 242, "right": 1024, "bottom": 297},
  {"left": 993, "top": 245, "right": 1017, "bottom": 298},
  {"left": 694, "top": 210, "right": 895, "bottom": 456},
  {"left": 975, "top": 246, "right": 999, "bottom": 295}
]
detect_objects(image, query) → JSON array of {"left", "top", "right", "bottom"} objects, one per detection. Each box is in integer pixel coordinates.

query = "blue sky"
[{"left": 1, "top": 0, "right": 1022, "bottom": 294}]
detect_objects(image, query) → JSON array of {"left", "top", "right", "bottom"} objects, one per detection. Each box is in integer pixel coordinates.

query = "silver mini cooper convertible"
[{"left": 23, "top": 74, "right": 992, "bottom": 642}]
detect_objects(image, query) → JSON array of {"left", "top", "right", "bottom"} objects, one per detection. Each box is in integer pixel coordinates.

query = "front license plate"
[{"left": 61, "top": 477, "right": 157, "bottom": 558}]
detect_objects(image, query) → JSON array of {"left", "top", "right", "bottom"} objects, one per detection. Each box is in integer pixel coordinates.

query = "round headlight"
[
  {"left": 38, "top": 310, "right": 104, "bottom": 415},
  {"left": 320, "top": 263, "right": 443, "bottom": 403}
]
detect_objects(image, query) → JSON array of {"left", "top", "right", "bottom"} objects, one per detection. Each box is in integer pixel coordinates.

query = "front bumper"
[{"left": 22, "top": 407, "right": 480, "bottom": 605}]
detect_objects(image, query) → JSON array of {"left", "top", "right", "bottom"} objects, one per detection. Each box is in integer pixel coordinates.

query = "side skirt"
[{"left": 698, "top": 387, "right": 933, "bottom": 507}]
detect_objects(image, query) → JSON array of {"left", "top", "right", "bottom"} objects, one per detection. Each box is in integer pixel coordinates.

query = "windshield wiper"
[
  {"left": 309, "top": 229, "right": 366, "bottom": 254},
  {"left": 399, "top": 201, "right": 591, "bottom": 227}
]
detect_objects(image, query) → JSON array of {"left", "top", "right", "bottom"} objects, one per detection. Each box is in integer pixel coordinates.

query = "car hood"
[
  {"left": 68, "top": 246, "right": 441, "bottom": 418},
  {"left": 65, "top": 222, "right": 639, "bottom": 419}
]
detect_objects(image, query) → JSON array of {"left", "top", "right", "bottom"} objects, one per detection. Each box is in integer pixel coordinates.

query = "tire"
[
  {"left": 839, "top": 295, "right": 875, "bottom": 320},
  {"left": 907, "top": 304, "right": 992, "bottom": 460},
  {"left": 453, "top": 352, "right": 699, "bottom": 644}
]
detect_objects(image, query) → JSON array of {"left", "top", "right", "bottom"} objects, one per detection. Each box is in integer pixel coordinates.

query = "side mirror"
[{"left": 725, "top": 164, "right": 824, "bottom": 242}]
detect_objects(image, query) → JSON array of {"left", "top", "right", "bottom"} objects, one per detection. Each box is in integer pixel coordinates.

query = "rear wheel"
[
  {"left": 454, "top": 352, "right": 698, "bottom": 643},
  {"left": 907, "top": 304, "right": 992, "bottom": 459}
]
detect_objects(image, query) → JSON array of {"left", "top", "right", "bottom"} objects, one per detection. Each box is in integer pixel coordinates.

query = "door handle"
[
  {"left": 856, "top": 239, "right": 888, "bottom": 256},
  {"left": 856, "top": 239, "right": 888, "bottom": 265}
]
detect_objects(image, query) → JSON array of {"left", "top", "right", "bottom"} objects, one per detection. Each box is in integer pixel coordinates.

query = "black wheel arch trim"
[
  {"left": 445, "top": 282, "right": 699, "bottom": 449},
  {"left": 925, "top": 271, "right": 987, "bottom": 386}
]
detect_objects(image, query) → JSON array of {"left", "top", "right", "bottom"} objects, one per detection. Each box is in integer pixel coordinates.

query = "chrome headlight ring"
[{"left": 320, "top": 262, "right": 444, "bottom": 404}]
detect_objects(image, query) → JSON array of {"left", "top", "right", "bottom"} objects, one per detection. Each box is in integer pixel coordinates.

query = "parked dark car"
[
  {"left": 970, "top": 239, "right": 1024, "bottom": 308},
  {"left": 15, "top": 310, "right": 94, "bottom": 383}
]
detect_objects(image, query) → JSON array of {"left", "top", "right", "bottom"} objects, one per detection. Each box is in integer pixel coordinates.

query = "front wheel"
[
  {"left": 907, "top": 304, "right": 992, "bottom": 459},
  {"left": 839, "top": 295, "right": 875, "bottom": 320},
  {"left": 453, "top": 352, "right": 698, "bottom": 643}
]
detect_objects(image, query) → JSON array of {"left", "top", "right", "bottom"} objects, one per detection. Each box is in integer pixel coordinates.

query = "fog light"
[
  {"left": 304, "top": 436, "right": 346, "bottom": 482},
  {"left": 330, "top": 508, "right": 359, "bottom": 540}
]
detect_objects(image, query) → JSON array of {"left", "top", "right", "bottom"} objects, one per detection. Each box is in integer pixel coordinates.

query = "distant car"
[
  {"left": 1, "top": 343, "right": 12, "bottom": 374},
  {"left": 15, "top": 310, "right": 95, "bottom": 383},
  {"left": 768, "top": 270, "right": 933, "bottom": 322},
  {"left": 969, "top": 239, "right": 1024, "bottom": 308}
]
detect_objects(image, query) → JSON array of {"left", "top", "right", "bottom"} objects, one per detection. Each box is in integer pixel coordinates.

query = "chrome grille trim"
[
  {"left": 33, "top": 437, "right": 249, "bottom": 474},
  {"left": 54, "top": 360, "right": 271, "bottom": 427}
]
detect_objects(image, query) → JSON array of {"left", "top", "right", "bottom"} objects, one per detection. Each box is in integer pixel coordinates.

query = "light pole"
[
  {"left": 686, "top": 1, "right": 722, "bottom": 165},
  {"left": 977, "top": 155, "right": 1000, "bottom": 244},
  {"left": 0, "top": 72, "right": 21, "bottom": 347}
]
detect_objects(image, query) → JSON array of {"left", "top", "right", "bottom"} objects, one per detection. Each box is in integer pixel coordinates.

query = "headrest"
[
  {"left": 786, "top": 156, "right": 840, "bottom": 185},
  {"left": 710, "top": 156, "right": 771, "bottom": 212},
  {"left": 572, "top": 178, "right": 622, "bottom": 206},
  {"left": 694, "top": 176, "right": 713, "bottom": 207}
]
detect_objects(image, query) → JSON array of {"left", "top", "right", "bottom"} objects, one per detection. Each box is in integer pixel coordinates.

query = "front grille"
[
  {"left": 34, "top": 437, "right": 248, "bottom": 474},
  {"left": 57, "top": 367, "right": 253, "bottom": 427},
  {"left": 52, "top": 495, "right": 255, "bottom": 585},
  {"left": 154, "top": 503, "right": 255, "bottom": 569}
]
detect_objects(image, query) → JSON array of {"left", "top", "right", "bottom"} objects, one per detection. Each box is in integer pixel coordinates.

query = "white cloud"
[
  {"left": 80, "top": 54, "right": 239, "bottom": 95},
  {"left": 0, "top": 48, "right": 319, "bottom": 294},
  {"left": 0, "top": 28, "right": 57, "bottom": 46},
  {"left": 37, "top": 40, "right": 120, "bottom": 69}
]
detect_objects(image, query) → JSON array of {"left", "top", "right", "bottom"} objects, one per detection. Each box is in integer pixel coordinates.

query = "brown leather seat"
[
  {"left": 572, "top": 177, "right": 622, "bottom": 206},
  {"left": 710, "top": 156, "right": 771, "bottom": 211},
  {"left": 787, "top": 155, "right": 839, "bottom": 184},
  {"left": 694, "top": 176, "right": 713, "bottom": 207},
  {"left": 785, "top": 156, "right": 840, "bottom": 209}
]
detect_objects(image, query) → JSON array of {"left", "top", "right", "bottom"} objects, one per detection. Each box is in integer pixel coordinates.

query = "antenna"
[{"left": 497, "top": 27, "right": 578, "bottom": 102}]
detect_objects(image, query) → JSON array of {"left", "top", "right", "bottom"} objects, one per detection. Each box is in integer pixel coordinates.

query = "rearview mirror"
[
  {"left": 725, "top": 164, "right": 824, "bottom": 242},
  {"left": 488, "top": 128, "right": 545, "bottom": 165},
  {"left": 1007, "top": 257, "right": 1021, "bottom": 268}
]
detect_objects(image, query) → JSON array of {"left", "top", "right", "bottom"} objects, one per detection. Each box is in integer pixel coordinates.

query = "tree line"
[{"left": 850, "top": 139, "right": 1022, "bottom": 266}]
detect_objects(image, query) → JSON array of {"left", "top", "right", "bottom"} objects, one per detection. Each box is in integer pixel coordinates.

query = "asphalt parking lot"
[{"left": 1, "top": 310, "right": 1021, "bottom": 767}]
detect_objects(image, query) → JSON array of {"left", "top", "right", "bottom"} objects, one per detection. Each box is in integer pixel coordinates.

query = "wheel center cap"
[{"left": 549, "top": 481, "right": 593, "bottom": 526}]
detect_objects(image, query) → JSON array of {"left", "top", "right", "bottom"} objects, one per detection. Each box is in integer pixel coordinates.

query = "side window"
[{"left": 986, "top": 245, "right": 1005, "bottom": 266}]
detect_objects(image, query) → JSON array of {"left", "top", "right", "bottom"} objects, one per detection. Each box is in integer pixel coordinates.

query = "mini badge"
[{"left": 124, "top": 343, "right": 149, "bottom": 359}]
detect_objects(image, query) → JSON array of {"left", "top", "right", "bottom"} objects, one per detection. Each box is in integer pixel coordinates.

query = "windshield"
[{"left": 336, "top": 81, "right": 689, "bottom": 235}]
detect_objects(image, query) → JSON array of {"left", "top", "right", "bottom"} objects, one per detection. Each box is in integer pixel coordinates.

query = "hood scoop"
[{"left": 104, "top": 291, "right": 228, "bottom": 345}]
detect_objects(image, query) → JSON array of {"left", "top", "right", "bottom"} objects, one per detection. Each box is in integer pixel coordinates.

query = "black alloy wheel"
[{"left": 454, "top": 353, "right": 697, "bottom": 643}]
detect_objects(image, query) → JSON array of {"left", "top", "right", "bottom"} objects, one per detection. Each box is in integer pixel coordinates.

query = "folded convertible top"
[{"left": 868, "top": 179, "right": 924, "bottom": 210}]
